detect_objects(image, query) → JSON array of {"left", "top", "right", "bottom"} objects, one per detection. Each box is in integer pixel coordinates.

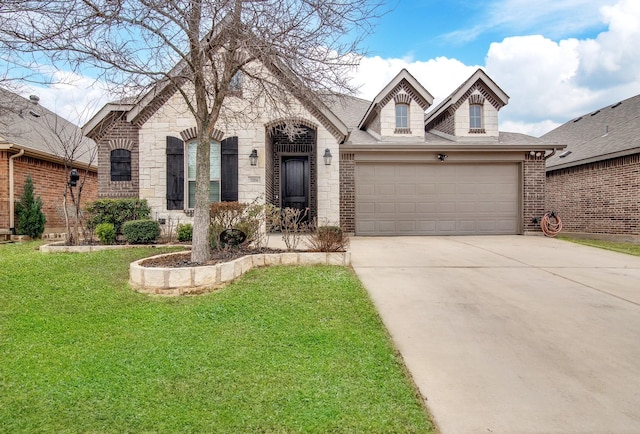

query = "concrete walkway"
[{"left": 350, "top": 236, "right": 640, "bottom": 434}]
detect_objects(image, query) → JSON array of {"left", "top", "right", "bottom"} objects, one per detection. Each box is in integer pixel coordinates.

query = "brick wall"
[
  {"left": 339, "top": 153, "right": 355, "bottom": 232},
  {"left": 523, "top": 153, "right": 546, "bottom": 233},
  {"left": 2, "top": 153, "right": 97, "bottom": 233},
  {"left": 0, "top": 152, "right": 10, "bottom": 229},
  {"left": 546, "top": 154, "right": 640, "bottom": 235},
  {"left": 96, "top": 117, "right": 139, "bottom": 198}
]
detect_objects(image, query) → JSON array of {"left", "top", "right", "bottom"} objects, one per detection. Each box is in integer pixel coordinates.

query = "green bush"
[
  {"left": 122, "top": 220, "right": 161, "bottom": 244},
  {"left": 95, "top": 223, "right": 116, "bottom": 245},
  {"left": 15, "top": 175, "right": 46, "bottom": 239},
  {"left": 176, "top": 223, "right": 193, "bottom": 242},
  {"left": 85, "top": 199, "right": 151, "bottom": 235}
]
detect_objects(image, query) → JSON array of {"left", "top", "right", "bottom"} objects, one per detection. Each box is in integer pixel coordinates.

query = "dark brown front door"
[{"left": 281, "top": 156, "right": 309, "bottom": 219}]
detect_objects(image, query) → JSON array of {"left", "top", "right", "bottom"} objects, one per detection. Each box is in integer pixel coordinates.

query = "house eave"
[
  {"left": 83, "top": 103, "right": 135, "bottom": 138},
  {"left": 341, "top": 143, "right": 563, "bottom": 153},
  {"left": 0, "top": 143, "right": 97, "bottom": 171},
  {"left": 546, "top": 147, "right": 640, "bottom": 172}
]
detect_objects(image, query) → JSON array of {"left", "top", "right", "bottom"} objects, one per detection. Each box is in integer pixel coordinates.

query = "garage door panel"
[
  {"left": 377, "top": 221, "right": 397, "bottom": 233},
  {"left": 378, "top": 202, "right": 395, "bottom": 214},
  {"left": 355, "top": 163, "right": 520, "bottom": 235}
]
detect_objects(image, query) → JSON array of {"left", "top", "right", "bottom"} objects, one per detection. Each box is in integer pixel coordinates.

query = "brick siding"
[
  {"left": 546, "top": 154, "right": 640, "bottom": 235},
  {"left": 339, "top": 153, "right": 355, "bottom": 232},
  {"left": 523, "top": 153, "right": 546, "bottom": 233},
  {"left": 0, "top": 151, "right": 97, "bottom": 232},
  {"left": 96, "top": 117, "right": 140, "bottom": 198}
]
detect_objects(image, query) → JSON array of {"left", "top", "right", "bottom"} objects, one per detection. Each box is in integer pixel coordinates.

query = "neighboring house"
[
  {"left": 544, "top": 94, "right": 640, "bottom": 240},
  {"left": 0, "top": 88, "right": 97, "bottom": 235},
  {"left": 84, "top": 66, "right": 559, "bottom": 236}
]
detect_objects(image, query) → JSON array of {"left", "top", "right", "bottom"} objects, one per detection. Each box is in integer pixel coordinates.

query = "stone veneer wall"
[
  {"left": 523, "top": 153, "right": 546, "bottom": 233},
  {"left": 0, "top": 151, "right": 97, "bottom": 232},
  {"left": 546, "top": 154, "right": 640, "bottom": 235}
]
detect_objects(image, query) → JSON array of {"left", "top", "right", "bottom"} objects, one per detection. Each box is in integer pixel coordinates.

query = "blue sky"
[{"left": 17, "top": 0, "right": 640, "bottom": 137}]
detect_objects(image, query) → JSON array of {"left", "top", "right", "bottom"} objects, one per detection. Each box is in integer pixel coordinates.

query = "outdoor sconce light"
[
  {"left": 69, "top": 168, "right": 80, "bottom": 187},
  {"left": 249, "top": 149, "right": 258, "bottom": 166},
  {"left": 323, "top": 148, "right": 332, "bottom": 165},
  {"left": 437, "top": 154, "right": 448, "bottom": 162}
]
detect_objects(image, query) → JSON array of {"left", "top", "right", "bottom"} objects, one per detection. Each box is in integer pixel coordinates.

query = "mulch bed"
[{"left": 140, "top": 247, "right": 288, "bottom": 268}]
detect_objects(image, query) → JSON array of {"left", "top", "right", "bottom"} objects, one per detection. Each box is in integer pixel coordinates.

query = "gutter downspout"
[
  {"left": 9, "top": 148, "right": 25, "bottom": 234},
  {"left": 544, "top": 148, "right": 557, "bottom": 160}
]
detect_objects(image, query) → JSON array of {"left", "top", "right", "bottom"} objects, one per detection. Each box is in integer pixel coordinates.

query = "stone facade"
[
  {"left": 94, "top": 70, "right": 342, "bottom": 226},
  {"left": 0, "top": 151, "right": 97, "bottom": 233},
  {"left": 546, "top": 154, "right": 640, "bottom": 235}
]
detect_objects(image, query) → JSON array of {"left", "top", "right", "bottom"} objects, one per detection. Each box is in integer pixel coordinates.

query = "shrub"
[
  {"left": 210, "top": 202, "right": 263, "bottom": 249},
  {"left": 95, "top": 223, "right": 116, "bottom": 245},
  {"left": 306, "top": 224, "right": 349, "bottom": 252},
  {"left": 15, "top": 175, "right": 46, "bottom": 239},
  {"left": 176, "top": 223, "right": 193, "bottom": 242},
  {"left": 85, "top": 199, "right": 151, "bottom": 235},
  {"left": 122, "top": 220, "right": 161, "bottom": 244}
]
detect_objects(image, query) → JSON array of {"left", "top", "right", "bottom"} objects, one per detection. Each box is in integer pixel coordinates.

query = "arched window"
[
  {"left": 110, "top": 149, "right": 131, "bottom": 181},
  {"left": 186, "top": 141, "right": 221, "bottom": 208}
]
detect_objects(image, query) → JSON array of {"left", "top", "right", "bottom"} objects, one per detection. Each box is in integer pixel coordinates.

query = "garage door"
[{"left": 355, "top": 163, "right": 520, "bottom": 235}]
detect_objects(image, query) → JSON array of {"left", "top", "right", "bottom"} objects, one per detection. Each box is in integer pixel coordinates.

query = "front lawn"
[
  {"left": 0, "top": 242, "right": 433, "bottom": 433},
  {"left": 559, "top": 237, "right": 640, "bottom": 257}
]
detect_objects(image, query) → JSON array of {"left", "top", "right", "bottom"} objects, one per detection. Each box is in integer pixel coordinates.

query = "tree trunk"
[
  {"left": 190, "top": 135, "right": 212, "bottom": 263},
  {"left": 62, "top": 191, "right": 73, "bottom": 246}
]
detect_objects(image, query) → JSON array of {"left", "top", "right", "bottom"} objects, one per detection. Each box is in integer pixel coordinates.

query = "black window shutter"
[
  {"left": 221, "top": 136, "right": 238, "bottom": 202},
  {"left": 166, "top": 136, "right": 184, "bottom": 210},
  {"left": 110, "top": 149, "right": 131, "bottom": 181}
]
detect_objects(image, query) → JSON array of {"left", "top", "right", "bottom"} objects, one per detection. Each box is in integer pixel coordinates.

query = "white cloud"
[
  {"left": 351, "top": 55, "right": 479, "bottom": 105},
  {"left": 22, "top": 70, "right": 113, "bottom": 126}
]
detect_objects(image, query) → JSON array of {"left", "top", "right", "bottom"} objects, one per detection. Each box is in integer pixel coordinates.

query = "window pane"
[
  {"left": 470, "top": 105, "right": 482, "bottom": 129},
  {"left": 187, "top": 181, "right": 220, "bottom": 208},
  {"left": 396, "top": 104, "right": 408, "bottom": 128},
  {"left": 187, "top": 141, "right": 221, "bottom": 208}
]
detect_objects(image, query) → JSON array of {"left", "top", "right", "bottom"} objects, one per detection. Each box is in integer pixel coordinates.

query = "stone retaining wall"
[{"left": 130, "top": 250, "right": 351, "bottom": 296}]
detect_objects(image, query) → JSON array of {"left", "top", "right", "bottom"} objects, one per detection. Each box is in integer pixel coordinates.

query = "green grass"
[
  {"left": 559, "top": 237, "right": 640, "bottom": 257},
  {"left": 0, "top": 242, "right": 433, "bottom": 433}
]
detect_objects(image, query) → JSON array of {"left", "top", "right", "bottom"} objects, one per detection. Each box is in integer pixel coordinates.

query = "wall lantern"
[
  {"left": 323, "top": 148, "right": 332, "bottom": 165},
  {"left": 249, "top": 149, "right": 258, "bottom": 166},
  {"left": 436, "top": 153, "right": 448, "bottom": 162},
  {"left": 69, "top": 168, "right": 80, "bottom": 187}
]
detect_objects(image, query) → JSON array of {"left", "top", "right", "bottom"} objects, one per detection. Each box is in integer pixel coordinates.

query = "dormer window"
[
  {"left": 396, "top": 104, "right": 408, "bottom": 128},
  {"left": 229, "top": 71, "right": 242, "bottom": 95},
  {"left": 468, "top": 94, "right": 485, "bottom": 133},
  {"left": 394, "top": 93, "right": 412, "bottom": 134}
]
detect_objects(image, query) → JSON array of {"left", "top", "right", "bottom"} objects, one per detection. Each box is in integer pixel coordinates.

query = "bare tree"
[
  {"left": 37, "top": 107, "right": 97, "bottom": 245},
  {"left": 0, "top": 0, "right": 382, "bottom": 262}
]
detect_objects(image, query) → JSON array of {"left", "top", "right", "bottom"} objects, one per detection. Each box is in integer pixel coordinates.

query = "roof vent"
[
  {"left": 28, "top": 109, "right": 41, "bottom": 118},
  {"left": 590, "top": 110, "right": 600, "bottom": 116},
  {"left": 559, "top": 150, "right": 572, "bottom": 158},
  {"left": 573, "top": 117, "right": 582, "bottom": 123},
  {"left": 29, "top": 95, "right": 40, "bottom": 105},
  {"left": 611, "top": 102, "right": 621, "bottom": 108}
]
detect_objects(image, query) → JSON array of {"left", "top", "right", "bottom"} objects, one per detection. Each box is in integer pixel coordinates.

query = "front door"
[{"left": 281, "top": 156, "right": 309, "bottom": 220}]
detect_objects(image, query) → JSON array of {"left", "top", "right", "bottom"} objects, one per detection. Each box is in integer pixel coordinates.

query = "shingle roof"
[
  {"left": 544, "top": 93, "right": 640, "bottom": 170},
  {"left": 0, "top": 88, "right": 96, "bottom": 167}
]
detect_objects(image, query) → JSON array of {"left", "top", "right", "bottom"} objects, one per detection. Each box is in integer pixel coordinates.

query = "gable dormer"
[
  {"left": 425, "top": 69, "right": 509, "bottom": 140},
  {"left": 358, "top": 69, "right": 433, "bottom": 140}
]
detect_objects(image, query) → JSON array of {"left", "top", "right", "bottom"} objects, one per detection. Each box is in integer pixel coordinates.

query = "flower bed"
[{"left": 130, "top": 250, "right": 351, "bottom": 296}]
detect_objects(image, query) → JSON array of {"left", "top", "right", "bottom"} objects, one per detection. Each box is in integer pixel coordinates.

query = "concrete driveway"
[{"left": 350, "top": 236, "right": 640, "bottom": 433}]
